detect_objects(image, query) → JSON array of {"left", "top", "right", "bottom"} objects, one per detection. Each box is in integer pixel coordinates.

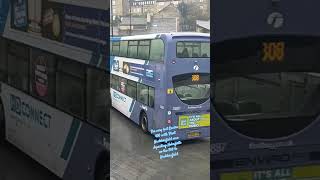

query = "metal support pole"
[
  {"left": 129, "top": 0, "right": 132, "bottom": 35},
  {"left": 111, "top": 0, "right": 114, "bottom": 37}
]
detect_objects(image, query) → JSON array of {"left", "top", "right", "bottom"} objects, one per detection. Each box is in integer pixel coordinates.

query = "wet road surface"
[
  {"left": 110, "top": 108, "right": 210, "bottom": 180},
  {"left": 0, "top": 141, "right": 59, "bottom": 180}
]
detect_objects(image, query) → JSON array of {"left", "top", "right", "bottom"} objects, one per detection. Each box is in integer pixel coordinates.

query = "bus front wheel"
[{"left": 140, "top": 112, "right": 148, "bottom": 133}]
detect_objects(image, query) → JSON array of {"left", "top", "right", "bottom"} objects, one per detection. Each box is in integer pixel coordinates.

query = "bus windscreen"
[
  {"left": 213, "top": 36, "right": 320, "bottom": 139},
  {"left": 173, "top": 73, "right": 210, "bottom": 105}
]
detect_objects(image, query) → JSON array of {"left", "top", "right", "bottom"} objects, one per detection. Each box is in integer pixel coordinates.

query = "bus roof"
[{"left": 111, "top": 32, "right": 210, "bottom": 41}]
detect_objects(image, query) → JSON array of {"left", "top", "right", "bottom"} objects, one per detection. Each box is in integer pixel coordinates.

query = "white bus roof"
[{"left": 117, "top": 32, "right": 210, "bottom": 41}]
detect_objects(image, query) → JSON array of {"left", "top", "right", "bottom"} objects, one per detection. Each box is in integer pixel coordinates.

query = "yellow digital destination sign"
[
  {"left": 192, "top": 74, "right": 200, "bottom": 82},
  {"left": 262, "top": 42, "right": 285, "bottom": 62}
]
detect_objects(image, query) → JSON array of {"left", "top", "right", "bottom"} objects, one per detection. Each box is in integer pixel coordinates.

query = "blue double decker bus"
[
  {"left": 212, "top": 0, "right": 320, "bottom": 179},
  {"left": 110, "top": 33, "right": 210, "bottom": 140}
]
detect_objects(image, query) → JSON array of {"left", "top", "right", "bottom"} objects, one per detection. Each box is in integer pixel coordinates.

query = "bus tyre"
[{"left": 140, "top": 112, "right": 148, "bottom": 133}]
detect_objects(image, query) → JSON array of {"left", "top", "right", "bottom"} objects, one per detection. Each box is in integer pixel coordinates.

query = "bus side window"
[
  {"left": 138, "top": 40, "right": 150, "bottom": 60},
  {"left": 201, "top": 42, "right": 210, "bottom": 57},
  {"left": 112, "top": 41, "right": 120, "bottom": 56},
  {"left": 56, "top": 58, "right": 86, "bottom": 119},
  {"left": 111, "top": 74, "right": 120, "bottom": 91},
  {"left": 119, "top": 77, "right": 127, "bottom": 94},
  {"left": 87, "top": 67, "right": 108, "bottom": 130},
  {"left": 137, "top": 83, "right": 148, "bottom": 105},
  {"left": 7, "top": 41, "right": 29, "bottom": 92},
  {"left": 150, "top": 39, "right": 164, "bottom": 61},
  {"left": 29, "top": 48, "right": 56, "bottom": 105},
  {"left": 127, "top": 80, "right": 137, "bottom": 99},
  {"left": 148, "top": 87, "right": 155, "bottom": 108},
  {"left": 176, "top": 42, "right": 186, "bottom": 58},
  {"left": 0, "top": 38, "right": 7, "bottom": 82},
  {"left": 119, "top": 41, "right": 128, "bottom": 57},
  {"left": 128, "top": 41, "right": 138, "bottom": 59}
]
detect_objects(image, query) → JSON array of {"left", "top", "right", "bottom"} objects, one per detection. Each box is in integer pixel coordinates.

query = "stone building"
[{"left": 149, "top": 3, "right": 181, "bottom": 33}]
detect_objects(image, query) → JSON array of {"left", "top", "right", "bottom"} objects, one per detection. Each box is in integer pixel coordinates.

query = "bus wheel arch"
[
  {"left": 139, "top": 110, "right": 148, "bottom": 133},
  {"left": 94, "top": 150, "right": 109, "bottom": 180}
]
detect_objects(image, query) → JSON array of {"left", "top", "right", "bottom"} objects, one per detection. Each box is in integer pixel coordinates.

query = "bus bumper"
[{"left": 175, "top": 126, "right": 210, "bottom": 141}]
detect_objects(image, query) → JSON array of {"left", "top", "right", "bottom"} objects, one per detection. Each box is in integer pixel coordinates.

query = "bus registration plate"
[{"left": 187, "top": 131, "right": 200, "bottom": 138}]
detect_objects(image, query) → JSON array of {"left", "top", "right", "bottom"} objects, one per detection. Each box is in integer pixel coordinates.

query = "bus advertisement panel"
[
  {"left": 212, "top": 1, "right": 320, "bottom": 179},
  {"left": 5, "top": 0, "right": 109, "bottom": 68}
]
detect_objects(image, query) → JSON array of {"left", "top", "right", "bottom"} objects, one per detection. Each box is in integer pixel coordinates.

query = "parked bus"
[
  {"left": 0, "top": 0, "right": 109, "bottom": 179},
  {"left": 212, "top": 0, "right": 320, "bottom": 179},
  {"left": 110, "top": 33, "right": 210, "bottom": 140}
]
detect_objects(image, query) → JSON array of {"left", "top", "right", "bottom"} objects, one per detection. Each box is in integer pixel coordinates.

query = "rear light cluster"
[{"left": 167, "top": 110, "right": 172, "bottom": 124}]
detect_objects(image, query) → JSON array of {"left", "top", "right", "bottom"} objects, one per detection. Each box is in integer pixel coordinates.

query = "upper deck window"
[
  {"left": 177, "top": 41, "right": 210, "bottom": 58},
  {"left": 138, "top": 40, "right": 151, "bottom": 60},
  {"left": 149, "top": 39, "right": 164, "bottom": 61},
  {"left": 112, "top": 38, "right": 164, "bottom": 62},
  {"left": 119, "top": 41, "right": 128, "bottom": 57},
  {"left": 128, "top": 41, "right": 138, "bottom": 59},
  {"left": 111, "top": 41, "right": 120, "bottom": 56}
]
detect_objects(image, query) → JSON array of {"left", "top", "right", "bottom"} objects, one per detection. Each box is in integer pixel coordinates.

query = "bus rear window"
[
  {"left": 214, "top": 72, "right": 320, "bottom": 139},
  {"left": 176, "top": 41, "right": 210, "bottom": 58},
  {"left": 173, "top": 73, "right": 210, "bottom": 105}
]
